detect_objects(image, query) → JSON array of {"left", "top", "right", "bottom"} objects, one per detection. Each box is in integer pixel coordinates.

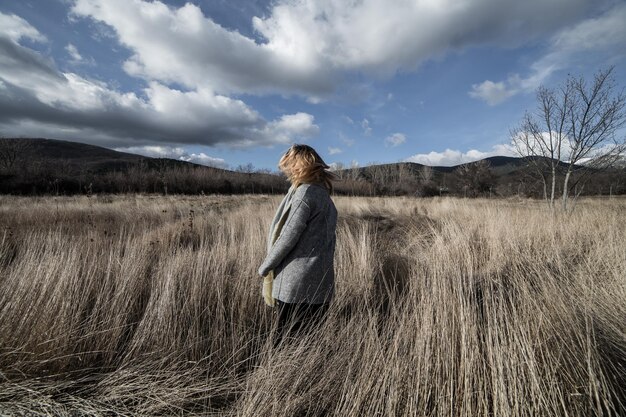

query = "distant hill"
[
  {"left": 0, "top": 138, "right": 624, "bottom": 197},
  {"left": 337, "top": 156, "right": 532, "bottom": 183},
  {"left": 8, "top": 138, "right": 220, "bottom": 174},
  {"left": 0, "top": 138, "right": 288, "bottom": 195},
  {"left": 332, "top": 154, "right": 625, "bottom": 197}
]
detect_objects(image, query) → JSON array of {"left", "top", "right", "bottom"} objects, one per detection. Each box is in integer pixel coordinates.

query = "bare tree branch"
[{"left": 511, "top": 66, "right": 626, "bottom": 210}]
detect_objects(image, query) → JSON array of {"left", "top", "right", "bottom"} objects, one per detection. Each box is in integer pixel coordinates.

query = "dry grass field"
[{"left": 0, "top": 193, "right": 625, "bottom": 416}]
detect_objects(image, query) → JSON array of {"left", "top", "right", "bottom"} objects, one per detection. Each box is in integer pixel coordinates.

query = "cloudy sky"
[{"left": 0, "top": 0, "right": 625, "bottom": 170}]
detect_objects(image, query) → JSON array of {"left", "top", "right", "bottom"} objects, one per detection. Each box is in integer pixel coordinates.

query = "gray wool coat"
[{"left": 258, "top": 182, "right": 338, "bottom": 304}]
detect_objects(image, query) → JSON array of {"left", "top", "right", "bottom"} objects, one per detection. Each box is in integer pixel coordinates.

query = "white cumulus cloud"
[
  {"left": 328, "top": 146, "right": 342, "bottom": 155},
  {"left": 469, "top": 79, "right": 518, "bottom": 105},
  {"left": 65, "top": 44, "right": 83, "bottom": 61},
  {"left": 404, "top": 144, "right": 517, "bottom": 166},
  {"left": 361, "top": 118, "right": 372, "bottom": 136},
  {"left": 253, "top": 0, "right": 592, "bottom": 77},
  {"left": 114, "top": 145, "right": 229, "bottom": 168},
  {"left": 71, "top": 0, "right": 599, "bottom": 99},
  {"left": 70, "top": 0, "right": 333, "bottom": 96},
  {"left": 0, "top": 12, "right": 46, "bottom": 43},
  {"left": 65, "top": 43, "right": 94, "bottom": 65},
  {"left": 0, "top": 10, "right": 319, "bottom": 149},
  {"left": 385, "top": 132, "right": 406, "bottom": 147}
]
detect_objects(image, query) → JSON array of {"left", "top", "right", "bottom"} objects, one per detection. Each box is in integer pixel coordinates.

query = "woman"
[{"left": 258, "top": 144, "right": 339, "bottom": 347}]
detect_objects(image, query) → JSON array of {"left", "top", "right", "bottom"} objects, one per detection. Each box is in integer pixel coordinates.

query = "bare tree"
[
  {"left": 0, "top": 138, "right": 33, "bottom": 172},
  {"left": 510, "top": 84, "right": 571, "bottom": 206},
  {"left": 454, "top": 160, "right": 495, "bottom": 198},
  {"left": 419, "top": 165, "right": 433, "bottom": 183},
  {"left": 414, "top": 165, "right": 437, "bottom": 197},
  {"left": 346, "top": 161, "right": 361, "bottom": 183},
  {"left": 329, "top": 162, "right": 346, "bottom": 179},
  {"left": 154, "top": 158, "right": 170, "bottom": 195},
  {"left": 235, "top": 163, "right": 256, "bottom": 173},
  {"left": 561, "top": 68, "right": 626, "bottom": 208},
  {"left": 512, "top": 67, "right": 626, "bottom": 210},
  {"left": 366, "top": 163, "right": 386, "bottom": 193}
]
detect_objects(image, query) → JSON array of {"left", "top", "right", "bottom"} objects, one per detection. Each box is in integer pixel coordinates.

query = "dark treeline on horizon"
[
  {"left": 0, "top": 161, "right": 291, "bottom": 196},
  {"left": 1, "top": 158, "right": 625, "bottom": 199},
  {"left": 0, "top": 138, "right": 625, "bottom": 198}
]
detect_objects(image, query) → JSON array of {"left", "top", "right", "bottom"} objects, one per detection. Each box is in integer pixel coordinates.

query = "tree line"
[
  {"left": 1, "top": 137, "right": 624, "bottom": 198},
  {"left": 0, "top": 147, "right": 291, "bottom": 196},
  {"left": 330, "top": 159, "right": 625, "bottom": 199}
]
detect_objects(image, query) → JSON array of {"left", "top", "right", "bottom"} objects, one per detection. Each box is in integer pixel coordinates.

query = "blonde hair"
[{"left": 278, "top": 144, "right": 340, "bottom": 192}]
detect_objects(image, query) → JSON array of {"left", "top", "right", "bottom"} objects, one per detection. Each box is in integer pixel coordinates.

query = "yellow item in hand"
[{"left": 263, "top": 270, "right": 275, "bottom": 307}]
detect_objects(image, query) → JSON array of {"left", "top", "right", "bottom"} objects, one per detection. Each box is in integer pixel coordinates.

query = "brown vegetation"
[
  {"left": 0, "top": 194, "right": 625, "bottom": 416},
  {"left": 2, "top": 138, "right": 625, "bottom": 199},
  {"left": 0, "top": 138, "right": 290, "bottom": 195}
]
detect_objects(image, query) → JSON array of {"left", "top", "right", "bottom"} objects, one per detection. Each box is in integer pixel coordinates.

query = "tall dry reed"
[{"left": 0, "top": 194, "right": 624, "bottom": 416}]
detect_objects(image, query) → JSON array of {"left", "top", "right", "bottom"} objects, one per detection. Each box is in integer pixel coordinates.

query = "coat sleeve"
[{"left": 258, "top": 197, "right": 311, "bottom": 277}]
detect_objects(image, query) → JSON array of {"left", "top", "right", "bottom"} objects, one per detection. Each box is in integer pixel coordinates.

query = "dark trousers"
[{"left": 273, "top": 300, "right": 330, "bottom": 348}]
